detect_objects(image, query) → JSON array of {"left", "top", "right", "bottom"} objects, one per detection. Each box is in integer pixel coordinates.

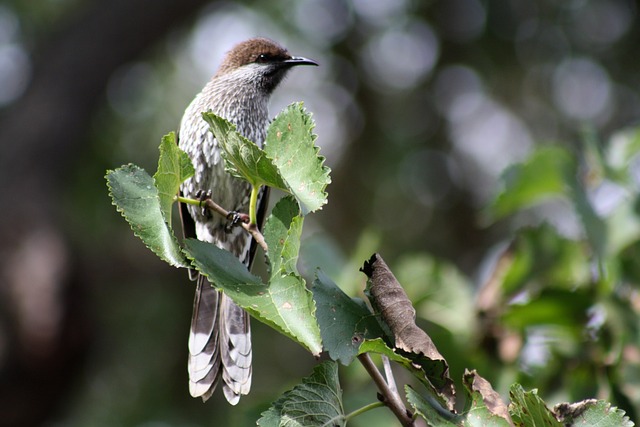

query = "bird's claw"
[
  {"left": 195, "top": 190, "right": 213, "bottom": 217},
  {"left": 225, "top": 211, "right": 250, "bottom": 233}
]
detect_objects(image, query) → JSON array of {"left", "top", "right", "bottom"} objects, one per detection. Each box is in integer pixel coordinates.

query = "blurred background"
[{"left": 1, "top": 0, "right": 639, "bottom": 425}]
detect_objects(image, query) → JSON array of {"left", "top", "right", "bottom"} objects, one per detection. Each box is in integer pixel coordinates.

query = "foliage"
[{"left": 107, "top": 106, "right": 639, "bottom": 426}]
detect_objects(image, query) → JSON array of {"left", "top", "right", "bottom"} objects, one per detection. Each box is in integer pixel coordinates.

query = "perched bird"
[{"left": 177, "top": 38, "right": 317, "bottom": 404}]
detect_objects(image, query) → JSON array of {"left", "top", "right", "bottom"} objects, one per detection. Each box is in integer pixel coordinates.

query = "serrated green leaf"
[
  {"left": 257, "top": 361, "right": 345, "bottom": 427},
  {"left": 311, "top": 271, "right": 387, "bottom": 365},
  {"left": 509, "top": 384, "right": 563, "bottom": 426},
  {"left": 264, "top": 196, "right": 303, "bottom": 276},
  {"left": 265, "top": 103, "right": 330, "bottom": 215},
  {"left": 405, "top": 385, "right": 460, "bottom": 426},
  {"left": 106, "top": 164, "right": 189, "bottom": 268},
  {"left": 490, "top": 146, "right": 574, "bottom": 219},
  {"left": 183, "top": 238, "right": 322, "bottom": 356},
  {"left": 153, "top": 132, "right": 194, "bottom": 224},
  {"left": 553, "top": 400, "right": 633, "bottom": 426},
  {"left": 202, "top": 112, "right": 287, "bottom": 189}
]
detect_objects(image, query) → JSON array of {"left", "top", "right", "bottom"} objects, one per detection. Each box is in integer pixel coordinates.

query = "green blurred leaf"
[
  {"left": 508, "top": 384, "right": 563, "bottom": 426},
  {"left": 606, "top": 128, "right": 640, "bottom": 175},
  {"left": 491, "top": 146, "right": 575, "bottom": 218},
  {"left": 501, "top": 226, "right": 590, "bottom": 295},
  {"left": 311, "top": 271, "right": 387, "bottom": 365},
  {"left": 257, "top": 361, "right": 345, "bottom": 427},
  {"left": 394, "top": 254, "right": 474, "bottom": 339},
  {"left": 203, "top": 112, "right": 287, "bottom": 189},
  {"left": 502, "top": 289, "right": 590, "bottom": 332},
  {"left": 265, "top": 103, "right": 331, "bottom": 215},
  {"left": 183, "top": 238, "right": 322, "bottom": 355},
  {"left": 152, "top": 132, "right": 194, "bottom": 224},
  {"left": 568, "top": 173, "right": 607, "bottom": 259},
  {"left": 106, "top": 164, "right": 189, "bottom": 268}
]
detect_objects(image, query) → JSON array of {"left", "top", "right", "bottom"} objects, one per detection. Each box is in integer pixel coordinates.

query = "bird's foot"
[
  {"left": 195, "top": 190, "right": 213, "bottom": 217},
  {"left": 225, "top": 211, "right": 250, "bottom": 233}
]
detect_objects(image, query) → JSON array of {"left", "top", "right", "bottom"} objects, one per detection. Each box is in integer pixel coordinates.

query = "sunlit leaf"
[
  {"left": 153, "top": 132, "right": 194, "bottom": 224},
  {"left": 491, "top": 146, "right": 574, "bottom": 218},
  {"left": 183, "top": 238, "right": 322, "bottom": 356},
  {"left": 265, "top": 103, "right": 330, "bottom": 215},
  {"left": 106, "top": 164, "right": 189, "bottom": 268},
  {"left": 203, "top": 112, "right": 287, "bottom": 189}
]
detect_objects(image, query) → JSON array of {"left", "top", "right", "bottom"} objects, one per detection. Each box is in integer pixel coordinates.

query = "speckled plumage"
[{"left": 177, "top": 38, "right": 317, "bottom": 405}]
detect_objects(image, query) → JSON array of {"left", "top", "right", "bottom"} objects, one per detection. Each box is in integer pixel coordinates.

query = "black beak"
[{"left": 283, "top": 56, "right": 319, "bottom": 67}]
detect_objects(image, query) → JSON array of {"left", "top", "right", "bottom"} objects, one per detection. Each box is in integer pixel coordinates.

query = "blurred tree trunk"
[{"left": 0, "top": 0, "right": 211, "bottom": 425}]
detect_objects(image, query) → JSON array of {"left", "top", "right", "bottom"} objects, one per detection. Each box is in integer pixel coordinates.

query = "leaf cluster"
[{"left": 106, "top": 106, "right": 636, "bottom": 426}]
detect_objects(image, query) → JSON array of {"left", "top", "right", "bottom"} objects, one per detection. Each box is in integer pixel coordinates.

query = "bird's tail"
[{"left": 188, "top": 275, "right": 252, "bottom": 404}]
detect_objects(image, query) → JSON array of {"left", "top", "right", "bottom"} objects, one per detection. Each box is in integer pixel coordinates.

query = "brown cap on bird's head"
[{"left": 215, "top": 37, "right": 318, "bottom": 81}]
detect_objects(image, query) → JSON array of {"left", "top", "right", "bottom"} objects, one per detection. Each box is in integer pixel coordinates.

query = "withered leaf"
[
  {"left": 360, "top": 253, "right": 455, "bottom": 409},
  {"left": 361, "top": 253, "right": 444, "bottom": 359},
  {"left": 463, "top": 369, "right": 513, "bottom": 425}
]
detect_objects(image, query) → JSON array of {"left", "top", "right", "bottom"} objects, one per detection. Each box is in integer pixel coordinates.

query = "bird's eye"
[{"left": 256, "top": 53, "right": 272, "bottom": 63}]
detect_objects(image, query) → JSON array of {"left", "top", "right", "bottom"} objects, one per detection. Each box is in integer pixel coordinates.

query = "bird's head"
[{"left": 214, "top": 38, "right": 318, "bottom": 93}]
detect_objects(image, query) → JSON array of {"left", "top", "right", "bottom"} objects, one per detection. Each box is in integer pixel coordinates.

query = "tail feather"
[
  {"left": 220, "top": 294, "right": 252, "bottom": 404},
  {"left": 187, "top": 277, "right": 252, "bottom": 404},
  {"left": 188, "top": 277, "right": 222, "bottom": 401}
]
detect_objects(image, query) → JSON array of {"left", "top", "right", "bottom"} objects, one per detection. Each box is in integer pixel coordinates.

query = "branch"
[
  {"left": 357, "top": 353, "right": 414, "bottom": 427},
  {"left": 178, "top": 196, "right": 268, "bottom": 253}
]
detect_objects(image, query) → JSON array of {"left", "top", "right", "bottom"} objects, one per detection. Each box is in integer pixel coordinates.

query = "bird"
[{"left": 177, "top": 37, "right": 317, "bottom": 405}]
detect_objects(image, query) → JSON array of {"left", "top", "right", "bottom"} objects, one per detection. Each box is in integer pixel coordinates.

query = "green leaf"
[
  {"left": 152, "top": 132, "right": 194, "bottom": 224},
  {"left": 502, "top": 289, "right": 590, "bottom": 333},
  {"left": 509, "top": 384, "right": 563, "bottom": 426},
  {"left": 264, "top": 196, "right": 303, "bottom": 276},
  {"left": 183, "top": 238, "right": 322, "bottom": 356},
  {"left": 567, "top": 172, "right": 607, "bottom": 259},
  {"left": 106, "top": 164, "right": 189, "bottom": 268},
  {"left": 394, "top": 254, "right": 474, "bottom": 339},
  {"left": 262, "top": 196, "right": 322, "bottom": 355},
  {"left": 405, "top": 385, "right": 459, "bottom": 426},
  {"left": 265, "top": 103, "right": 331, "bottom": 215},
  {"left": 491, "top": 146, "right": 574, "bottom": 218},
  {"left": 500, "top": 225, "right": 590, "bottom": 295},
  {"left": 202, "top": 112, "right": 287, "bottom": 189},
  {"left": 553, "top": 400, "right": 633, "bottom": 426},
  {"left": 258, "top": 361, "right": 345, "bottom": 427},
  {"left": 311, "top": 271, "right": 387, "bottom": 365}
]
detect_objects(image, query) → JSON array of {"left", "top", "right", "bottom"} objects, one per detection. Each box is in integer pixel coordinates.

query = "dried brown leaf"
[
  {"left": 464, "top": 369, "right": 513, "bottom": 425},
  {"left": 360, "top": 253, "right": 456, "bottom": 409},
  {"left": 361, "top": 253, "right": 443, "bottom": 359}
]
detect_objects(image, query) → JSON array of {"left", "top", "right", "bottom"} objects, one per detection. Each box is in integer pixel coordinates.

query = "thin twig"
[
  {"left": 177, "top": 196, "right": 268, "bottom": 253},
  {"left": 357, "top": 353, "right": 414, "bottom": 427}
]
